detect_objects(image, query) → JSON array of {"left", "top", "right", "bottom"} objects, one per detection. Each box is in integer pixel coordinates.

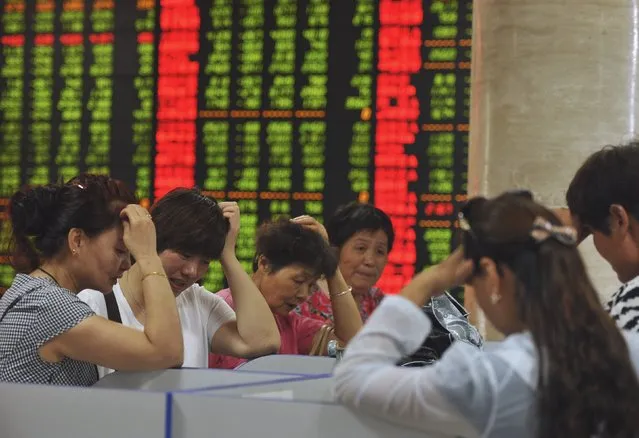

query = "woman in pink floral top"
[{"left": 296, "top": 202, "right": 394, "bottom": 323}]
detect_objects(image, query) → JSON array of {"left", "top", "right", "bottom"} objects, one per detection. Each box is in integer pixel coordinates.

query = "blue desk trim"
[
  {"left": 165, "top": 392, "right": 173, "bottom": 438},
  {"left": 176, "top": 373, "right": 331, "bottom": 394}
]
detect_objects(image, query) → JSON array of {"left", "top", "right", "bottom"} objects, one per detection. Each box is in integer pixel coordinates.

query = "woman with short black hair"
[
  {"left": 79, "top": 188, "right": 280, "bottom": 377},
  {"left": 297, "top": 202, "right": 482, "bottom": 365},
  {"left": 297, "top": 202, "right": 393, "bottom": 321},
  {"left": 209, "top": 216, "right": 363, "bottom": 369}
]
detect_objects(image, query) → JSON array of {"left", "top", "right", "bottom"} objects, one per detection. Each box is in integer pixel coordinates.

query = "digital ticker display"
[{"left": 0, "top": 0, "right": 472, "bottom": 294}]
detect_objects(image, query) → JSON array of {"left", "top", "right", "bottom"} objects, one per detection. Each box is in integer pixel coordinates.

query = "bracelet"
[
  {"left": 141, "top": 271, "right": 167, "bottom": 281},
  {"left": 330, "top": 286, "right": 352, "bottom": 298}
]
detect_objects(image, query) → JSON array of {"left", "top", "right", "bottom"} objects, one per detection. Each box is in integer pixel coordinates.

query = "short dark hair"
[
  {"left": 9, "top": 174, "right": 137, "bottom": 272},
  {"left": 252, "top": 218, "right": 338, "bottom": 277},
  {"left": 326, "top": 202, "right": 394, "bottom": 251},
  {"left": 566, "top": 141, "right": 639, "bottom": 234},
  {"left": 151, "top": 188, "right": 229, "bottom": 261}
]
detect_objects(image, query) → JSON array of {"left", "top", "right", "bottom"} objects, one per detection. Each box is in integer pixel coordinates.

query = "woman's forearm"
[
  {"left": 326, "top": 268, "right": 362, "bottom": 344},
  {"left": 221, "top": 251, "right": 280, "bottom": 354},
  {"left": 137, "top": 256, "right": 184, "bottom": 363}
]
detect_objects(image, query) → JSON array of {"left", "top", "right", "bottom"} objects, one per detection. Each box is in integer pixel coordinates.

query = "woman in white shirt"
[
  {"left": 79, "top": 188, "right": 280, "bottom": 377},
  {"left": 334, "top": 191, "right": 639, "bottom": 437}
]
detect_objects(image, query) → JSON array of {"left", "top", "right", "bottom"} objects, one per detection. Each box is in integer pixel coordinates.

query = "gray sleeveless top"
[{"left": 0, "top": 274, "right": 98, "bottom": 386}]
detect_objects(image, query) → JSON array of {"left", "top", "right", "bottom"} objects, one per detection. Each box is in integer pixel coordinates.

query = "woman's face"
[
  {"left": 255, "top": 260, "right": 320, "bottom": 316},
  {"left": 76, "top": 226, "right": 131, "bottom": 293},
  {"left": 338, "top": 229, "right": 389, "bottom": 294},
  {"left": 158, "top": 250, "right": 211, "bottom": 296}
]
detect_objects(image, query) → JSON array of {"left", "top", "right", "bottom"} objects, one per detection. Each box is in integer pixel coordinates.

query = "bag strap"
[
  {"left": 104, "top": 292, "right": 122, "bottom": 323},
  {"left": 309, "top": 324, "right": 334, "bottom": 356}
]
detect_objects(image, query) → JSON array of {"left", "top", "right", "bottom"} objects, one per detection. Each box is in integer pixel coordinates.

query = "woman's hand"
[
  {"left": 427, "top": 247, "right": 474, "bottom": 293},
  {"left": 401, "top": 247, "right": 473, "bottom": 307},
  {"left": 220, "top": 201, "right": 240, "bottom": 256},
  {"left": 291, "top": 215, "right": 329, "bottom": 242},
  {"left": 120, "top": 204, "right": 157, "bottom": 261}
]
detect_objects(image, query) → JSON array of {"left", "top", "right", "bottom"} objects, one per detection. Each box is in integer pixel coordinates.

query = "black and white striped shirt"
[{"left": 606, "top": 276, "right": 639, "bottom": 331}]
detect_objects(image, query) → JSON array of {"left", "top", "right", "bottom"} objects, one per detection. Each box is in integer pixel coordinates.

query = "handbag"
[
  {"left": 309, "top": 324, "right": 335, "bottom": 356},
  {"left": 397, "top": 291, "right": 483, "bottom": 367}
]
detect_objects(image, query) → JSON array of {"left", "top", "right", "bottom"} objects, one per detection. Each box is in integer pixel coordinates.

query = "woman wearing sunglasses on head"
[{"left": 334, "top": 191, "right": 639, "bottom": 437}]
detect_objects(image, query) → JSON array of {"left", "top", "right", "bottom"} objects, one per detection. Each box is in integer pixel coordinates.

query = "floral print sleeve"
[
  {"left": 359, "top": 287, "right": 385, "bottom": 321},
  {"left": 295, "top": 287, "right": 385, "bottom": 323},
  {"left": 296, "top": 288, "right": 333, "bottom": 323}
]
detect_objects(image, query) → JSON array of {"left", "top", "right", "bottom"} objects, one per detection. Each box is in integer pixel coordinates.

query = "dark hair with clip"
[
  {"left": 9, "top": 174, "right": 137, "bottom": 273},
  {"left": 460, "top": 192, "right": 639, "bottom": 438},
  {"left": 567, "top": 141, "right": 639, "bottom": 235},
  {"left": 252, "top": 218, "right": 338, "bottom": 278},
  {"left": 326, "top": 202, "right": 395, "bottom": 251},
  {"left": 151, "top": 188, "right": 229, "bottom": 261}
]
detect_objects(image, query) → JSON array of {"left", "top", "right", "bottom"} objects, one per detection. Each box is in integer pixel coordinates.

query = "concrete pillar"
[{"left": 467, "top": 0, "right": 638, "bottom": 339}]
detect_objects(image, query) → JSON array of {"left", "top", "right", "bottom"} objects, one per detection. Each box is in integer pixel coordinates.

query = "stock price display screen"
[{"left": 0, "top": 0, "right": 472, "bottom": 294}]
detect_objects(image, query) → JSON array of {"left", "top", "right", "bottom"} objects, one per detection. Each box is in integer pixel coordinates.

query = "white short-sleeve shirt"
[{"left": 78, "top": 282, "right": 236, "bottom": 378}]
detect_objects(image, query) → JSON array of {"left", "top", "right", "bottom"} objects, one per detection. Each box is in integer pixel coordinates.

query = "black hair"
[
  {"left": 566, "top": 141, "right": 639, "bottom": 234},
  {"left": 252, "top": 218, "right": 338, "bottom": 277},
  {"left": 326, "top": 202, "right": 394, "bottom": 251},
  {"left": 9, "top": 174, "right": 137, "bottom": 272},
  {"left": 151, "top": 188, "right": 229, "bottom": 261}
]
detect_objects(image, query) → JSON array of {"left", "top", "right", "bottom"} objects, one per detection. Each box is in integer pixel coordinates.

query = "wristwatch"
[{"left": 327, "top": 340, "right": 338, "bottom": 358}]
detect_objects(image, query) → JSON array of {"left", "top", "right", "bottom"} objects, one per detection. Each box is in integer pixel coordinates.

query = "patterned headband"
[{"left": 530, "top": 216, "right": 577, "bottom": 246}]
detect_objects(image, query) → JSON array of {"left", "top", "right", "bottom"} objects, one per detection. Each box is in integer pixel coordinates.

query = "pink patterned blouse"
[
  {"left": 295, "top": 287, "right": 385, "bottom": 323},
  {"left": 208, "top": 288, "right": 326, "bottom": 370}
]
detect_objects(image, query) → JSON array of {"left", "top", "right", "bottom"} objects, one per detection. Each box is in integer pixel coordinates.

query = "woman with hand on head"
[
  {"left": 209, "top": 215, "right": 363, "bottom": 369},
  {"left": 0, "top": 175, "right": 183, "bottom": 386},
  {"left": 79, "top": 188, "right": 280, "bottom": 377},
  {"left": 297, "top": 201, "right": 482, "bottom": 366},
  {"left": 296, "top": 202, "right": 393, "bottom": 322},
  {"left": 334, "top": 192, "right": 639, "bottom": 437}
]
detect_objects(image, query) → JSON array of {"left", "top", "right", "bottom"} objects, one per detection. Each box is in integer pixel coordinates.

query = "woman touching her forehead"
[
  {"left": 210, "top": 215, "right": 363, "bottom": 369},
  {"left": 78, "top": 188, "right": 280, "bottom": 377},
  {"left": 0, "top": 174, "right": 183, "bottom": 386},
  {"left": 335, "top": 192, "right": 639, "bottom": 437}
]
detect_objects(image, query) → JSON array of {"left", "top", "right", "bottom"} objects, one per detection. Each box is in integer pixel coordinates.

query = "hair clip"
[
  {"left": 530, "top": 217, "right": 577, "bottom": 246},
  {"left": 73, "top": 183, "right": 86, "bottom": 190},
  {"left": 458, "top": 212, "right": 471, "bottom": 231}
]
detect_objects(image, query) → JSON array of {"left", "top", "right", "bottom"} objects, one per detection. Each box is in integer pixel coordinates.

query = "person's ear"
[
  {"left": 609, "top": 204, "right": 630, "bottom": 237},
  {"left": 67, "top": 228, "right": 84, "bottom": 256},
  {"left": 258, "top": 255, "right": 271, "bottom": 274}
]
